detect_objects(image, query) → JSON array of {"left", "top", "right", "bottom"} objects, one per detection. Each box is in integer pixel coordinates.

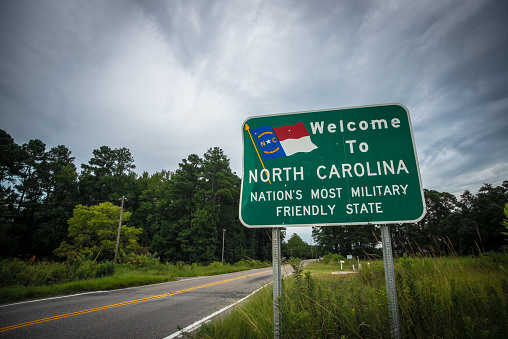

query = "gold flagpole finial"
[{"left": 245, "top": 123, "right": 271, "bottom": 184}]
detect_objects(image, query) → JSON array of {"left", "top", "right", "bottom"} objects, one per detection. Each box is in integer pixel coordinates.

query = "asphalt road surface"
[{"left": 0, "top": 263, "right": 301, "bottom": 338}]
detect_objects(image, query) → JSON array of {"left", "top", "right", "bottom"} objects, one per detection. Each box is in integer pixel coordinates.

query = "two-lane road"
[{"left": 0, "top": 264, "right": 295, "bottom": 338}]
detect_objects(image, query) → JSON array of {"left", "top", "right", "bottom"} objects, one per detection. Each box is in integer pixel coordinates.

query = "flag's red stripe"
[{"left": 273, "top": 122, "right": 309, "bottom": 141}]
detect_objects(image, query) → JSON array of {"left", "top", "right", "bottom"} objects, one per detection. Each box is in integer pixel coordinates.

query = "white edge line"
[
  {"left": 164, "top": 283, "right": 269, "bottom": 339},
  {"left": 164, "top": 267, "right": 295, "bottom": 339}
]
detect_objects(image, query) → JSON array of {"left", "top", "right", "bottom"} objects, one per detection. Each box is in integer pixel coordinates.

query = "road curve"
[{"left": 0, "top": 264, "right": 296, "bottom": 338}]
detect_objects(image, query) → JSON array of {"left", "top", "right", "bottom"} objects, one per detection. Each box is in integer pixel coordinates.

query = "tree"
[
  {"left": 502, "top": 202, "right": 508, "bottom": 249},
  {"left": 32, "top": 145, "right": 79, "bottom": 257},
  {"left": 312, "top": 226, "right": 341, "bottom": 254},
  {"left": 418, "top": 190, "right": 457, "bottom": 243},
  {"left": 171, "top": 153, "right": 203, "bottom": 262},
  {"left": 0, "top": 130, "right": 24, "bottom": 256},
  {"left": 9, "top": 139, "right": 48, "bottom": 256},
  {"left": 392, "top": 189, "right": 459, "bottom": 255},
  {"left": 0, "top": 129, "right": 23, "bottom": 187},
  {"left": 135, "top": 171, "right": 172, "bottom": 246},
  {"left": 134, "top": 170, "right": 183, "bottom": 261},
  {"left": 79, "top": 146, "right": 137, "bottom": 204},
  {"left": 201, "top": 147, "right": 244, "bottom": 263},
  {"left": 55, "top": 202, "right": 141, "bottom": 261},
  {"left": 284, "top": 233, "right": 310, "bottom": 259},
  {"left": 190, "top": 207, "right": 218, "bottom": 263},
  {"left": 459, "top": 182, "right": 508, "bottom": 253},
  {"left": 42, "top": 145, "right": 77, "bottom": 199},
  {"left": 132, "top": 147, "right": 263, "bottom": 264},
  {"left": 312, "top": 224, "right": 378, "bottom": 257},
  {"left": 15, "top": 139, "right": 46, "bottom": 209}
]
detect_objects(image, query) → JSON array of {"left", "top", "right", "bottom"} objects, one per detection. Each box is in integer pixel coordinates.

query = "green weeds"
[
  {"left": 197, "top": 286, "right": 274, "bottom": 338},
  {"left": 0, "top": 257, "right": 115, "bottom": 288},
  {"left": 198, "top": 253, "right": 508, "bottom": 338},
  {"left": 0, "top": 255, "right": 269, "bottom": 304}
]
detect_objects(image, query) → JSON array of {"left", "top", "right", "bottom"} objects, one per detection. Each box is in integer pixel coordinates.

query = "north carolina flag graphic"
[{"left": 250, "top": 122, "right": 317, "bottom": 160}]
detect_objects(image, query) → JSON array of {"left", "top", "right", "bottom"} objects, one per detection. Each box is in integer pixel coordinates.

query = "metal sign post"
[
  {"left": 381, "top": 224, "right": 401, "bottom": 339},
  {"left": 272, "top": 228, "right": 281, "bottom": 339}
]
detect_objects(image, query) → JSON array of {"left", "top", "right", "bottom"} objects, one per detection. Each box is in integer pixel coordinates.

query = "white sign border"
[{"left": 239, "top": 103, "right": 427, "bottom": 228}]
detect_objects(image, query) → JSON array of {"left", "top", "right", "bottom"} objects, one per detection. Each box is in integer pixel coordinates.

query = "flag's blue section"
[{"left": 250, "top": 125, "right": 287, "bottom": 160}]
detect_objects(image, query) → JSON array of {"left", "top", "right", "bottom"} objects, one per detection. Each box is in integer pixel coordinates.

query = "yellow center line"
[{"left": 0, "top": 269, "right": 274, "bottom": 333}]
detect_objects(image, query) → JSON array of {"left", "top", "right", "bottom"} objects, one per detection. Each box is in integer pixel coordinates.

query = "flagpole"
[{"left": 245, "top": 123, "right": 271, "bottom": 185}]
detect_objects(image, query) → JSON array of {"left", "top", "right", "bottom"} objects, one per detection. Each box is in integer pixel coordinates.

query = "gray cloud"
[{"left": 1, "top": 0, "right": 507, "bottom": 242}]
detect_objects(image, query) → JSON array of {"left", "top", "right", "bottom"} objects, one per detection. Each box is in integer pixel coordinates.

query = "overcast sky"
[{"left": 1, "top": 0, "right": 507, "bottom": 243}]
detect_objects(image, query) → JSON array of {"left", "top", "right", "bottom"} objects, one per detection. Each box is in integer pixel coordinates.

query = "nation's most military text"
[{"left": 239, "top": 104, "right": 426, "bottom": 228}]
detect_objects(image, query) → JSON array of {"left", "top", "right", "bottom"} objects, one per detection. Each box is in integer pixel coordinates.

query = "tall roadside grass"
[
  {"left": 197, "top": 253, "right": 508, "bottom": 338},
  {"left": 0, "top": 255, "right": 269, "bottom": 304},
  {"left": 196, "top": 283, "right": 275, "bottom": 338}
]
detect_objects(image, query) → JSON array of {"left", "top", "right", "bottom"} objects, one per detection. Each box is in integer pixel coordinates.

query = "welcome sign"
[{"left": 239, "top": 104, "right": 426, "bottom": 228}]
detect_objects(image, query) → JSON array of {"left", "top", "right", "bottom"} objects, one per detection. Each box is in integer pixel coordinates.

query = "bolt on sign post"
[{"left": 239, "top": 104, "right": 426, "bottom": 338}]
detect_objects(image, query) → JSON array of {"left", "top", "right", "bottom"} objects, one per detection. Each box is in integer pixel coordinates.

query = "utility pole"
[
  {"left": 222, "top": 229, "right": 226, "bottom": 262},
  {"left": 114, "top": 196, "right": 125, "bottom": 265}
]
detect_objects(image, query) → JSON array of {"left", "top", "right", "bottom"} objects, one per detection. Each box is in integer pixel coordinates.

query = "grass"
[
  {"left": 0, "top": 256, "right": 269, "bottom": 305},
  {"left": 194, "top": 284, "right": 275, "bottom": 338},
  {"left": 0, "top": 272, "right": 172, "bottom": 304},
  {"left": 196, "top": 253, "right": 508, "bottom": 338}
]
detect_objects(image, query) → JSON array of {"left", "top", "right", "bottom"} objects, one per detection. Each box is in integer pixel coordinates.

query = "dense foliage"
[
  {"left": 0, "top": 129, "right": 271, "bottom": 263},
  {"left": 313, "top": 183, "right": 508, "bottom": 257},
  {"left": 54, "top": 202, "right": 141, "bottom": 260},
  {"left": 1, "top": 128, "right": 506, "bottom": 263},
  {"left": 198, "top": 254, "right": 508, "bottom": 338}
]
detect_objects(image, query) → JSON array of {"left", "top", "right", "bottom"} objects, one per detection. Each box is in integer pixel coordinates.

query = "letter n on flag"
[{"left": 250, "top": 122, "right": 317, "bottom": 160}]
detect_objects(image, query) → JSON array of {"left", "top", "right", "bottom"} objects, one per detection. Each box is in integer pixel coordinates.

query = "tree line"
[
  {"left": 0, "top": 129, "right": 272, "bottom": 263},
  {"left": 1, "top": 128, "right": 506, "bottom": 263},
  {"left": 313, "top": 183, "right": 508, "bottom": 258}
]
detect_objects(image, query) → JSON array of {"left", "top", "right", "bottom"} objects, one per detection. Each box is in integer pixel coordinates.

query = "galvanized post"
[
  {"left": 272, "top": 228, "right": 281, "bottom": 339},
  {"left": 381, "top": 225, "right": 401, "bottom": 339}
]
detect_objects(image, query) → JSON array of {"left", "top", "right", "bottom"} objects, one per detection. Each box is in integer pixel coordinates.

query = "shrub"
[
  {"left": 288, "top": 257, "right": 303, "bottom": 276},
  {"left": 95, "top": 262, "right": 115, "bottom": 277},
  {"left": 209, "top": 261, "right": 223, "bottom": 269},
  {"left": 121, "top": 252, "right": 162, "bottom": 270},
  {"left": 0, "top": 259, "right": 28, "bottom": 287},
  {"left": 234, "top": 259, "right": 249, "bottom": 267},
  {"left": 0, "top": 257, "right": 119, "bottom": 288},
  {"left": 322, "top": 253, "right": 346, "bottom": 264},
  {"left": 30, "top": 261, "right": 68, "bottom": 286},
  {"left": 202, "top": 254, "right": 508, "bottom": 338},
  {"left": 74, "top": 260, "right": 98, "bottom": 280}
]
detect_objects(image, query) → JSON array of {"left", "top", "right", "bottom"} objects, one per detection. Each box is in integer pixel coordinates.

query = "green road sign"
[{"left": 239, "top": 103, "right": 426, "bottom": 228}]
